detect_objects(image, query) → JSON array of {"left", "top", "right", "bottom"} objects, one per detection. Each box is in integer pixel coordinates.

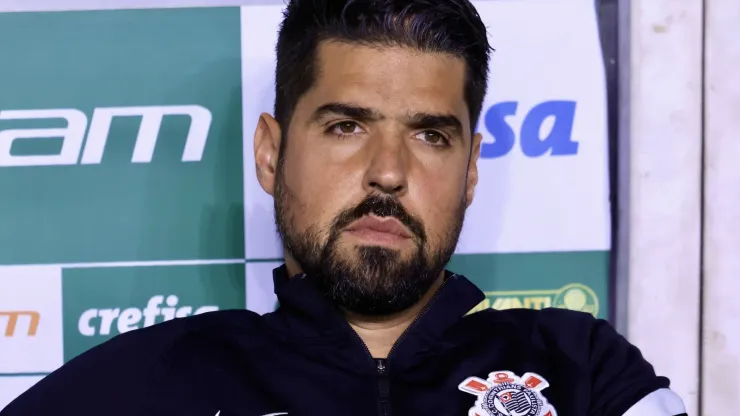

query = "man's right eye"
[{"left": 328, "top": 121, "right": 363, "bottom": 137}]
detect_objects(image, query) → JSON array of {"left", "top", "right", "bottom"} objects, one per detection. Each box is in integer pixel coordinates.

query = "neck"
[
  {"left": 345, "top": 274, "right": 444, "bottom": 358},
  {"left": 284, "top": 254, "right": 446, "bottom": 358}
]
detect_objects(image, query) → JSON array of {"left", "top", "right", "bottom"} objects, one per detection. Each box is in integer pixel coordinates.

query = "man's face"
[{"left": 256, "top": 41, "right": 482, "bottom": 316}]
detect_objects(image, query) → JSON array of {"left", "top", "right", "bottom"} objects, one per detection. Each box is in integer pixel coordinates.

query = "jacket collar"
[{"left": 270, "top": 264, "right": 485, "bottom": 343}]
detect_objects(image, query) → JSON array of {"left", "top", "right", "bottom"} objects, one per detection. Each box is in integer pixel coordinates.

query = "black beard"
[{"left": 274, "top": 171, "right": 466, "bottom": 316}]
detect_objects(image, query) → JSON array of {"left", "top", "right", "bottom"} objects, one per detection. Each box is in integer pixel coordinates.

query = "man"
[{"left": 1, "top": 1, "right": 686, "bottom": 415}]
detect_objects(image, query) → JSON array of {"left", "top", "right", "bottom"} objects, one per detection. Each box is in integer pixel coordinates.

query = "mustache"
[{"left": 331, "top": 194, "right": 426, "bottom": 242}]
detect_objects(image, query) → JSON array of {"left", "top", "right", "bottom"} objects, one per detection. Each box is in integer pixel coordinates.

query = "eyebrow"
[
  {"left": 310, "top": 102, "right": 383, "bottom": 123},
  {"left": 310, "top": 101, "right": 464, "bottom": 138},
  {"left": 407, "top": 113, "right": 463, "bottom": 138}
]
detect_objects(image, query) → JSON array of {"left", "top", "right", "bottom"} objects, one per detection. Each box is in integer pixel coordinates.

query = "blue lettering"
[
  {"left": 480, "top": 101, "right": 518, "bottom": 158},
  {"left": 520, "top": 100, "right": 578, "bottom": 157},
  {"left": 478, "top": 100, "right": 579, "bottom": 158}
]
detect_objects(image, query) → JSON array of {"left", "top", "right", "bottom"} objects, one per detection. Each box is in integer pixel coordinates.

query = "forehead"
[{"left": 297, "top": 41, "right": 470, "bottom": 130}]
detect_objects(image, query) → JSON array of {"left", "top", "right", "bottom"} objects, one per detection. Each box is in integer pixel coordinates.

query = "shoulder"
[
  {"left": 465, "top": 306, "right": 607, "bottom": 350},
  {"left": 460, "top": 307, "right": 617, "bottom": 372},
  {"left": 1, "top": 309, "right": 262, "bottom": 415},
  {"left": 466, "top": 306, "right": 646, "bottom": 369},
  {"left": 465, "top": 308, "right": 685, "bottom": 415},
  {"left": 68, "top": 308, "right": 264, "bottom": 365}
]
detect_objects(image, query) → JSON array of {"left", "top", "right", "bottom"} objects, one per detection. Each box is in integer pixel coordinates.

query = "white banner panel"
[{"left": 0, "top": 266, "right": 64, "bottom": 374}]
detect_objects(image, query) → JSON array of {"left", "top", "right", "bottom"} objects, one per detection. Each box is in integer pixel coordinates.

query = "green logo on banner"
[
  {"left": 448, "top": 251, "right": 609, "bottom": 319},
  {"left": 467, "top": 283, "right": 600, "bottom": 317},
  {"left": 62, "top": 263, "right": 246, "bottom": 361},
  {"left": 0, "top": 8, "right": 244, "bottom": 265}
]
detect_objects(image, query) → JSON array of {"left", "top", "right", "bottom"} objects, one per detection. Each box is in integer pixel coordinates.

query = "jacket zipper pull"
[
  {"left": 375, "top": 359, "right": 391, "bottom": 416},
  {"left": 376, "top": 359, "right": 387, "bottom": 375}
]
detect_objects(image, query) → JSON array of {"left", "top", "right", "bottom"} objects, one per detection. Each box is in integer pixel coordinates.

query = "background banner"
[{"left": 0, "top": 0, "right": 610, "bottom": 408}]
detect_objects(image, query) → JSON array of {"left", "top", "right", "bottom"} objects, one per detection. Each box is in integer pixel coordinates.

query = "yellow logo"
[
  {"left": 467, "top": 283, "right": 599, "bottom": 317},
  {"left": 0, "top": 310, "right": 40, "bottom": 337}
]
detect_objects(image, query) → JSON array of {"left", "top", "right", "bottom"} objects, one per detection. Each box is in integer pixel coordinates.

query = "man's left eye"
[{"left": 415, "top": 131, "right": 448, "bottom": 146}]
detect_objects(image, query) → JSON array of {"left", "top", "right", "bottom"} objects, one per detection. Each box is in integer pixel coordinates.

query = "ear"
[
  {"left": 465, "top": 132, "right": 483, "bottom": 207},
  {"left": 253, "top": 112, "right": 283, "bottom": 196}
]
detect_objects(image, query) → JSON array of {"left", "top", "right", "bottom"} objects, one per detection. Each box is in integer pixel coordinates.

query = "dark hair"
[{"left": 273, "top": 0, "right": 493, "bottom": 139}]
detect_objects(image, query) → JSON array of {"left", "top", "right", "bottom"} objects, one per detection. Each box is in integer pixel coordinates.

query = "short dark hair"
[{"left": 273, "top": 0, "right": 493, "bottom": 139}]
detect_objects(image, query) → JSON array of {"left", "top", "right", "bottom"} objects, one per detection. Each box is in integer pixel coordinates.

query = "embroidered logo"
[{"left": 458, "top": 371, "right": 557, "bottom": 416}]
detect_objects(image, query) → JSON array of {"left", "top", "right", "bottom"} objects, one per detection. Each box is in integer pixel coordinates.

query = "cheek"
[
  {"left": 281, "top": 160, "right": 358, "bottom": 233},
  {"left": 412, "top": 171, "right": 467, "bottom": 237}
]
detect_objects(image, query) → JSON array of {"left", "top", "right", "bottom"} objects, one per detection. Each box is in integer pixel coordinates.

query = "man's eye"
[
  {"left": 415, "top": 131, "right": 449, "bottom": 146},
  {"left": 330, "top": 121, "right": 362, "bottom": 135}
]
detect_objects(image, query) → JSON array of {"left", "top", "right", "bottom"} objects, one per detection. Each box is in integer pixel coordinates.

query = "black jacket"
[{"left": 1, "top": 266, "right": 685, "bottom": 416}]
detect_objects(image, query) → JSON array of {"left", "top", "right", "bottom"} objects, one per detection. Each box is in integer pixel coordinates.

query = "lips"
[{"left": 345, "top": 215, "right": 413, "bottom": 238}]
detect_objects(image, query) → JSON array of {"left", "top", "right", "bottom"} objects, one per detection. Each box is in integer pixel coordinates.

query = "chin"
[
  {"left": 361, "top": 238, "right": 417, "bottom": 253},
  {"left": 352, "top": 242, "right": 412, "bottom": 257},
  {"left": 331, "top": 244, "right": 398, "bottom": 267}
]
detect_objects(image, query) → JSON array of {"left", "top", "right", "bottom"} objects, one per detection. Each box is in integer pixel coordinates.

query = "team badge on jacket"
[{"left": 458, "top": 371, "right": 557, "bottom": 416}]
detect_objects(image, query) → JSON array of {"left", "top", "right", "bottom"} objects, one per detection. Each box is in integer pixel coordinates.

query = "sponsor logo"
[
  {"left": 63, "top": 266, "right": 245, "bottom": 361},
  {"left": 467, "top": 283, "right": 599, "bottom": 317},
  {"left": 0, "top": 105, "right": 212, "bottom": 167},
  {"left": 459, "top": 371, "right": 557, "bottom": 416},
  {"left": 479, "top": 100, "right": 578, "bottom": 158},
  {"left": 77, "top": 295, "right": 218, "bottom": 336},
  {"left": 0, "top": 310, "right": 40, "bottom": 337}
]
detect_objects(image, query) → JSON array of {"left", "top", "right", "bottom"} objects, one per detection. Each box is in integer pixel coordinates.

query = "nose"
[{"left": 362, "top": 136, "right": 408, "bottom": 197}]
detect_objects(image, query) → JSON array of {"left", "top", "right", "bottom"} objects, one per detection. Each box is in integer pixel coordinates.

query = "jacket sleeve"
[
  {"left": 621, "top": 388, "right": 687, "bottom": 416},
  {"left": 587, "top": 319, "right": 687, "bottom": 416},
  {"left": 0, "top": 320, "right": 185, "bottom": 416}
]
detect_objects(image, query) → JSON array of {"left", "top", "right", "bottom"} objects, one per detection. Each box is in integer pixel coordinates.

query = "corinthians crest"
[{"left": 458, "top": 371, "right": 557, "bottom": 416}]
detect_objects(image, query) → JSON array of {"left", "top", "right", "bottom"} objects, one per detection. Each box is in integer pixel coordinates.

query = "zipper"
[
  {"left": 345, "top": 277, "right": 452, "bottom": 416},
  {"left": 343, "top": 319, "right": 388, "bottom": 416},
  {"left": 376, "top": 358, "right": 391, "bottom": 416},
  {"left": 385, "top": 277, "right": 450, "bottom": 362}
]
